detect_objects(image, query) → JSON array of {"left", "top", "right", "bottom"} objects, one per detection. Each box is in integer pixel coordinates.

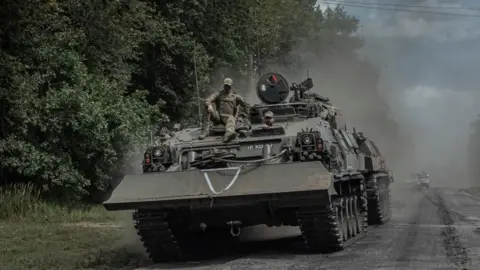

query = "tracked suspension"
[
  {"left": 367, "top": 177, "right": 392, "bottom": 225},
  {"left": 132, "top": 180, "right": 378, "bottom": 261},
  {"left": 132, "top": 209, "right": 185, "bottom": 262},
  {"left": 133, "top": 209, "right": 238, "bottom": 263},
  {"left": 297, "top": 185, "right": 368, "bottom": 253}
]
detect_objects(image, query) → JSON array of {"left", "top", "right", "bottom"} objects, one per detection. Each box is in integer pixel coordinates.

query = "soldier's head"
[
  {"left": 263, "top": 111, "right": 274, "bottom": 126},
  {"left": 223, "top": 78, "right": 233, "bottom": 92}
]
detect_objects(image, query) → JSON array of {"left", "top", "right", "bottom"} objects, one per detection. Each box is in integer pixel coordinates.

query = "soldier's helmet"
[{"left": 224, "top": 78, "right": 233, "bottom": 86}]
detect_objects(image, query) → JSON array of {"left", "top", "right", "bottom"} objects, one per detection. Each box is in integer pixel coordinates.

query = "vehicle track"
[
  {"left": 434, "top": 192, "right": 471, "bottom": 270},
  {"left": 392, "top": 191, "right": 427, "bottom": 266},
  {"left": 127, "top": 186, "right": 480, "bottom": 270}
]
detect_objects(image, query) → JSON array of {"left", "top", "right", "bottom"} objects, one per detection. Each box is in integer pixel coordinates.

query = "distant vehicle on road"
[
  {"left": 416, "top": 171, "right": 430, "bottom": 189},
  {"left": 406, "top": 171, "right": 430, "bottom": 190}
]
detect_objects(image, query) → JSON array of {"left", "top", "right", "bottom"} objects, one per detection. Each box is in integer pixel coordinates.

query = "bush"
[
  {"left": 0, "top": 1, "right": 162, "bottom": 199},
  {"left": 0, "top": 183, "right": 114, "bottom": 222}
]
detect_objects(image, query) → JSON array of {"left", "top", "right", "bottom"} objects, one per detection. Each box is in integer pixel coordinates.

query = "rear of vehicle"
[{"left": 417, "top": 176, "right": 430, "bottom": 189}]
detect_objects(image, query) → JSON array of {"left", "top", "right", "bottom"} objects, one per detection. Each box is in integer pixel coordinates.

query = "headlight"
[
  {"left": 302, "top": 135, "right": 313, "bottom": 145},
  {"left": 153, "top": 148, "right": 163, "bottom": 157}
]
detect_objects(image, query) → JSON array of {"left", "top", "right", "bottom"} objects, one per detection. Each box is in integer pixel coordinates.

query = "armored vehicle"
[
  {"left": 103, "top": 72, "right": 393, "bottom": 262},
  {"left": 406, "top": 171, "right": 430, "bottom": 190},
  {"left": 415, "top": 171, "right": 430, "bottom": 189}
]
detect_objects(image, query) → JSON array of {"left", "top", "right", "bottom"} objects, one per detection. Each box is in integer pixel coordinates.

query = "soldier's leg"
[
  {"left": 199, "top": 107, "right": 222, "bottom": 139},
  {"left": 221, "top": 114, "right": 237, "bottom": 143},
  {"left": 198, "top": 112, "right": 210, "bottom": 140},
  {"left": 198, "top": 108, "right": 219, "bottom": 140}
]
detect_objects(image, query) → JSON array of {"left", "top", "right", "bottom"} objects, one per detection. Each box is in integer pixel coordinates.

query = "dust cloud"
[
  {"left": 230, "top": 0, "right": 480, "bottom": 189},
  {"left": 251, "top": 50, "right": 410, "bottom": 173},
  {"left": 112, "top": 211, "right": 148, "bottom": 256},
  {"left": 355, "top": 0, "right": 480, "bottom": 188},
  {"left": 105, "top": 158, "right": 150, "bottom": 264}
]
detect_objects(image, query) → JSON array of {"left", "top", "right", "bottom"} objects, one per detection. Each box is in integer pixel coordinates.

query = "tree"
[{"left": 0, "top": 0, "right": 161, "bottom": 198}]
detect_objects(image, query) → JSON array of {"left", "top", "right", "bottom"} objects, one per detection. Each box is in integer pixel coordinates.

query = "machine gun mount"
[
  {"left": 256, "top": 72, "right": 314, "bottom": 105},
  {"left": 290, "top": 77, "right": 314, "bottom": 102}
]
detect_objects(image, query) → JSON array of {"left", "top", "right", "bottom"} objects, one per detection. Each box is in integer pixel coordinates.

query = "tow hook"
[{"left": 227, "top": 220, "right": 242, "bottom": 237}]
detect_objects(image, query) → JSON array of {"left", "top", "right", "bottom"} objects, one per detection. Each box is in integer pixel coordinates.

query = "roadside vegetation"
[
  {"left": 0, "top": 183, "right": 147, "bottom": 270},
  {"left": 0, "top": 1, "right": 399, "bottom": 269}
]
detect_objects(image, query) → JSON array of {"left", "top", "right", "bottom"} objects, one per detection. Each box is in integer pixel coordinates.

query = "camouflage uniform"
[{"left": 199, "top": 78, "right": 250, "bottom": 142}]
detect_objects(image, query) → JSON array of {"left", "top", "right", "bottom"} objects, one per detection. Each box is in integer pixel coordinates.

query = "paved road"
[{"left": 131, "top": 185, "right": 480, "bottom": 270}]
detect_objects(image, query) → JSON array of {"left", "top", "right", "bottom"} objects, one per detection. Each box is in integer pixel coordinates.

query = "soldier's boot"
[
  {"left": 198, "top": 114, "right": 211, "bottom": 140},
  {"left": 223, "top": 131, "right": 237, "bottom": 143},
  {"left": 199, "top": 130, "right": 208, "bottom": 140},
  {"left": 198, "top": 124, "right": 210, "bottom": 140},
  {"left": 222, "top": 115, "right": 236, "bottom": 143}
]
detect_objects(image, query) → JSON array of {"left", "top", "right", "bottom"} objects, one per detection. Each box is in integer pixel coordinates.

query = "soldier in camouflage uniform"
[{"left": 199, "top": 78, "right": 250, "bottom": 143}]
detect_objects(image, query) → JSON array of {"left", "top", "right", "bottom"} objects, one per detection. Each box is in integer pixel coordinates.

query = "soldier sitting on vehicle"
[{"left": 198, "top": 78, "right": 250, "bottom": 143}]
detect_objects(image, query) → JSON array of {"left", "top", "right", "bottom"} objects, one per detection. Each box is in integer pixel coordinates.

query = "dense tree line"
[{"left": 0, "top": 0, "right": 392, "bottom": 199}]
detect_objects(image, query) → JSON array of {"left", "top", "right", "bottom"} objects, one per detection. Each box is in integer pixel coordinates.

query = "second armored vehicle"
[
  {"left": 415, "top": 171, "right": 430, "bottom": 189},
  {"left": 103, "top": 72, "right": 393, "bottom": 262}
]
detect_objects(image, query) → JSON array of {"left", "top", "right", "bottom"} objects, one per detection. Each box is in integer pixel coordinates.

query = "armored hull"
[
  {"left": 103, "top": 72, "right": 393, "bottom": 262},
  {"left": 416, "top": 178, "right": 430, "bottom": 189}
]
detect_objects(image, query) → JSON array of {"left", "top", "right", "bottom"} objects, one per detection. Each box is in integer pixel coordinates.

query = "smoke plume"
[
  {"left": 220, "top": 0, "right": 480, "bottom": 186},
  {"left": 352, "top": 0, "right": 480, "bottom": 186}
]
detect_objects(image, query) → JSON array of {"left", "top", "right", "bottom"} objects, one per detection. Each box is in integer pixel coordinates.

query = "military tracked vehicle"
[
  {"left": 414, "top": 171, "right": 430, "bottom": 190},
  {"left": 103, "top": 72, "right": 393, "bottom": 262}
]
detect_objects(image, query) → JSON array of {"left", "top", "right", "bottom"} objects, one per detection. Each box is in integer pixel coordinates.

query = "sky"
[{"left": 317, "top": 0, "right": 480, "bottom": 179}]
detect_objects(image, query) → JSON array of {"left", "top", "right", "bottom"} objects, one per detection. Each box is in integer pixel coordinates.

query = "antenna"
[
  {"left": 193, "top": 55, "right": 201, "bottom": 126},
  {"left": 306, "top": 70, "right": 309, "bottom": 78}
]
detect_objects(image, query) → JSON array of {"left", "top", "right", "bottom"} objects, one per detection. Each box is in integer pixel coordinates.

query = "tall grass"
[{"left": 0, "top": 183, "right": 116, "bottom": 222}]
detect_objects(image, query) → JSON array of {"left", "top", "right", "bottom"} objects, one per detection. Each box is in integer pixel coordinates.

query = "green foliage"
[
  {"left": 0, "top": 0, "right": 387, "bottom": 200},
  {"left": 0, "top": 1, "right": 161, "bottom": 198},
  {"left": 0, "top": 183, "right": 115, "bottom": 222}
]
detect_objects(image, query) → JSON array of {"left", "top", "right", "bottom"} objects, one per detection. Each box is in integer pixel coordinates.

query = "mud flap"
[{"left": 103, "top": 161, "right": 332, "bottom": 210}]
